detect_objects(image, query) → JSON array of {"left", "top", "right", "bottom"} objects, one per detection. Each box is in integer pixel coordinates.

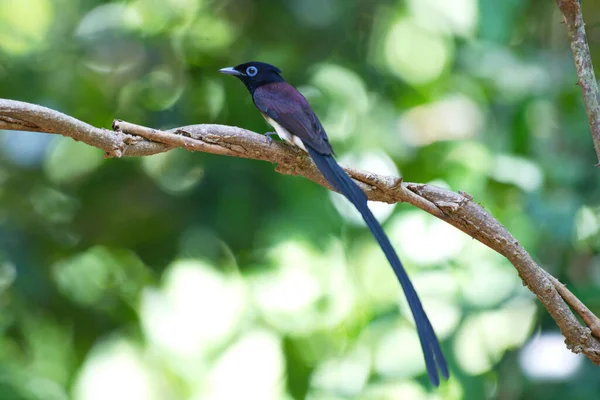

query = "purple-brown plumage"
[{"left": 253, "top": 82, "right": 333, "bottom": 155}]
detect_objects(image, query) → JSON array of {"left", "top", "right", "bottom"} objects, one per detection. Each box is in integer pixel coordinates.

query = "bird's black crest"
[{"left": 235, "top": 61, "right": 282, "bottom": 75}]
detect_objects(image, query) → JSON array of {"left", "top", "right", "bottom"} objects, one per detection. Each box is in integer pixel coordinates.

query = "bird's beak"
[{"left": 219, "top": 67, "right": 242, "bottom": 76}]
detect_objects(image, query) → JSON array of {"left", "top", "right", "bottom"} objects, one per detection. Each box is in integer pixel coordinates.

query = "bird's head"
[{"left": 219, "top": 61, "right": 284, "bottom": 93}]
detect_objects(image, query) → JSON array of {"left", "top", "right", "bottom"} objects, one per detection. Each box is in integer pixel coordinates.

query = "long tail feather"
[{"left": 306, "top": 146, "right": 449, "bottom": 386}]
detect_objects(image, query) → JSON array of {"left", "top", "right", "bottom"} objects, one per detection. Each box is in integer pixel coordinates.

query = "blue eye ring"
[{"left": 246, "top": 66, "right": 258, "bottom": 77}]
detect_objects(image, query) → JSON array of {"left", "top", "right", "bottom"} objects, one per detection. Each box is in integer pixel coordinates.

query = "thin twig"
[
  {"left": 555, "top": 0, "right": 600, "bottom": 164},
  {"left": 1, "top": 98, "right": 600, "bottom": 363},
  {"left": 545, "top": 271, "right": 600, "bottom": 338}
]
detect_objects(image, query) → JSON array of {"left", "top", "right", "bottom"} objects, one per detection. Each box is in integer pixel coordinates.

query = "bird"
[{"left": 219, "top": 61, "right": 449, "bottom": 386}]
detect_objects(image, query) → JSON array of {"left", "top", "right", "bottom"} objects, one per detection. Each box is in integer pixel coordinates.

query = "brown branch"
[
  {"left": 2, "top": 98, "right": 600, "bottom": 363},
  {"left": 555, "top": 0, "right": 600, "bottom": 164},
  {"left": 0, "top": 99, "right": 171, "bottom": 157}
]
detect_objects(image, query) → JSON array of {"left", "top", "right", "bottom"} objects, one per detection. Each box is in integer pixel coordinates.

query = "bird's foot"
[{"left": 264, "top": 132, "right": 277, "bottom": 145}]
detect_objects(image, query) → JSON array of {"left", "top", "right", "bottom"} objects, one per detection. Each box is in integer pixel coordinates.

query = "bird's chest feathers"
[{"left": 263, "top": 116, "right": 307, "bottom": 152}]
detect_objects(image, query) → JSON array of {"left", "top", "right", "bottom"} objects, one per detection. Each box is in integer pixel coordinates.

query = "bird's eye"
[{"left": 246, "top": 66, "right": 258, "bottom": 77}]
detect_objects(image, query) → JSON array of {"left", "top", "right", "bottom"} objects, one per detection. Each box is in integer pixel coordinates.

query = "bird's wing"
[{"left": 253, "top": 82, "right": 333, "bottom": 155}]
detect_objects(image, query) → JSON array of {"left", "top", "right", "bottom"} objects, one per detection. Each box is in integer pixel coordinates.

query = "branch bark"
[
  {"left": 554, "top": 0, "right": 600, "bottom": 165},
  {"left": 1, "top": 98, "right": 600, "bottom": 363}
]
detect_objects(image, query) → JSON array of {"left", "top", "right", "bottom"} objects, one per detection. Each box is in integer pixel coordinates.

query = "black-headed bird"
[{"left": 220, "top": 61, "right": 449, "bottom": 386}]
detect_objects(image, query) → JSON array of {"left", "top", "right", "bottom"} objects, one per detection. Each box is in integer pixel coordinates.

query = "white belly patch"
[{"left": 264, "top": 116, "right": 308, "bottom": 152}]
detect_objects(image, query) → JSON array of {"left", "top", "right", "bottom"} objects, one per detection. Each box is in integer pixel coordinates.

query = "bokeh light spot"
[
  {"left": 458, "top": 248, "right": 521, "bottom": 308},
  {"left": 373, "top": 324, "right": 427, "bottom": 379},
  {"left": 408, "top": 0, "right": 478, "bottom": 36},
  {"left": 197, "top": 329, "right": 284, "bottom": 400},
  {"left": 0, "top": 0, "right": 54, "bottom": 55},
  {"left": 454, "top": 299, "right": 536, "bottom": 375},
  {"left": 388, "top": 210, "right": 467, "bottom": 265},
  {"left": 75, "top": 3, "right": 146, "bottom": 75},
  {"left": 44, "top": 138, "right": 104, "bottom": 184},
  {"left": 73, "top": 339, "right": 157, "bottom": 400},
  {"left": 574, "top": 205, "right": 599, "bottom": 243},
  {"left": 519, "top": 332, "right": 583, "bottom": 381},
  {"left": 308, "top": 64, "right": 369, "bottom": 142},
  {"left": 398, "top": 95, "right": 484, "bottom": 146},
  {"left": 311, "top": 346, "right": 371, "bottom": 397},
  {"left": 140, "top": 259, "right": 247, "bottom": 358},
  {"left": 0, "top": 130, "right": 53, "bottom": 167},
  {"left": 142, "top": 149, "right": 204, "bottom": 194},
  {"left": 250, "top": 240, "right": 355, "bottom": 335},
  {"left": 384, "top": 18, "right": 451, "bottom": 85},
  {"left": 183, "top": 14, "right": 237, "bottom": 61},
  {"left": 491, "top": 154, "right": 543, "bottom": 191}
]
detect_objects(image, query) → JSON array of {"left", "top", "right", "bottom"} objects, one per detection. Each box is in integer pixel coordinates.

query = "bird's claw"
[{"left": 264, "top": 132, "right": 277, "bottom": 145}]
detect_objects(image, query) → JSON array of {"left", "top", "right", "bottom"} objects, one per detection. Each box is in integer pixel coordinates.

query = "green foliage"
[{"left": 1, "top": 0, "right": 599, "bottom": 399}]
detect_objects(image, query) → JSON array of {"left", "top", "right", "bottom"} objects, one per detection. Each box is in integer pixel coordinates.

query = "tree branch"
[
  {"left": 0, "top": 99, "right": 171, "bottom": 157},
  {"left": 554, "top": 0, "right": 600, "bottom": 165},
  {"left": 2, "top": 98, "right": 600, "bottom": 363}
]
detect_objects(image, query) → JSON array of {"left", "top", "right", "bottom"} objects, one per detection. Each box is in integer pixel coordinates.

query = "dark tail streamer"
[{"left": 306, "top": 145, "right": 449, "bottom": 386}]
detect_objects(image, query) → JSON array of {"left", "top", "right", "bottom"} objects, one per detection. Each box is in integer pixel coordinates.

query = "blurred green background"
[{"left": 1, "top": 0, "right": 600, "bottom": 399}]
